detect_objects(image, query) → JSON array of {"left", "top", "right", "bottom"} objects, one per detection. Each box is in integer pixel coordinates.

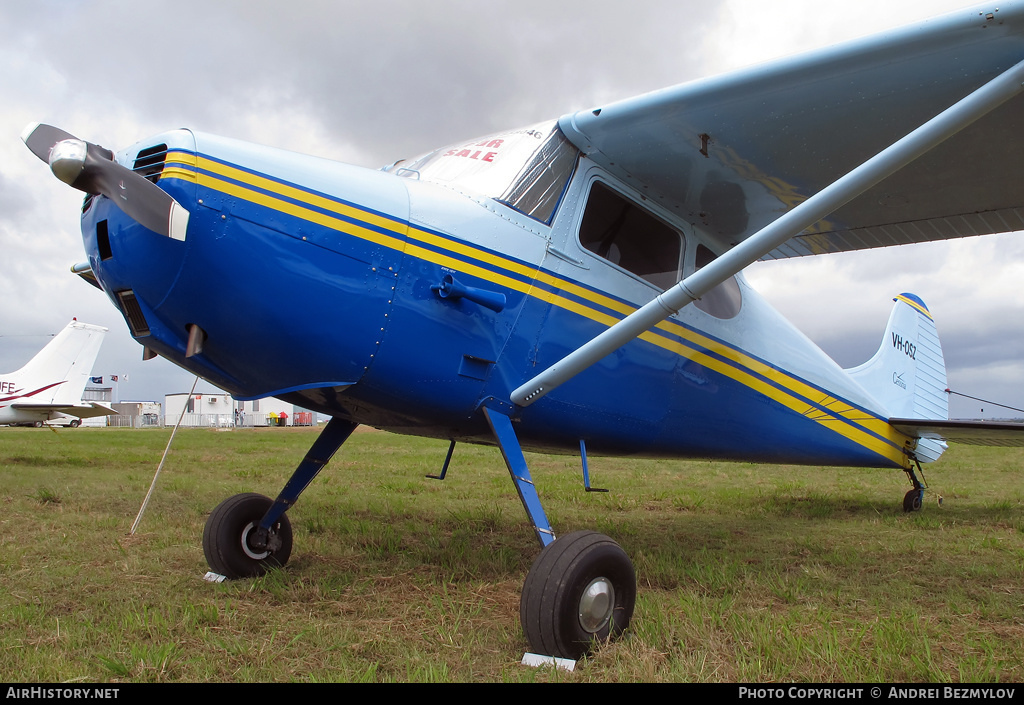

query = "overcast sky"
[{"left": 0, "top": 0, "right": 1018, "bottom": 420}]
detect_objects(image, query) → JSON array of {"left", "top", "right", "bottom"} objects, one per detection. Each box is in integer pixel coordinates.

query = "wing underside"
[{"left": 558, "top": 4, "right": 1024, "bottom": 258}]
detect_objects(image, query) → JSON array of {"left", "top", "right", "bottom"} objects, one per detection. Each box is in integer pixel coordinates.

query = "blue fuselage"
[{"left": 81, "top": 130, "right": 912, "bottom": 469}]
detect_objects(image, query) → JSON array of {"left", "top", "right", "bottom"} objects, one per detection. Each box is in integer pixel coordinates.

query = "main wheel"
[
  {"left": 203, "top": 492, "right": 292, "bottom": 578},
  {"left": 520, "top": 530, "right": 636, "bottom": 660},
  {"left": 903, "top": 489, "right": 923, "bottom": 513}
]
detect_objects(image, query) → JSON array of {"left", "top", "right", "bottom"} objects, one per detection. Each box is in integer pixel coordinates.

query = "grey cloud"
[{"left": 0, "top": 1, "right": 721, "bottom": 164}]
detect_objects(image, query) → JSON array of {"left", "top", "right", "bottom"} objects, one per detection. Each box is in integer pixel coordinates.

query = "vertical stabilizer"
[
  {"left": 846, "top": 294, "right": 947, "bottom": 461},
  {"left": 1, "top": 320, "right": 108, "bottom": 406}
]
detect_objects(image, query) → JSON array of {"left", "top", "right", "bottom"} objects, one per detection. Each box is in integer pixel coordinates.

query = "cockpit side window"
[
  {"left": 694, "top": 243, "right": 717, "bottom": 270},
  {"left": 579, "top": 182, "right": 682, "bottom": 290}
]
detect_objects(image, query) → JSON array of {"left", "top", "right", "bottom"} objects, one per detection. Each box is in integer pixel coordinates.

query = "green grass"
[{"left": 0, "top": 426, "right": 1022, "bottom": 682}]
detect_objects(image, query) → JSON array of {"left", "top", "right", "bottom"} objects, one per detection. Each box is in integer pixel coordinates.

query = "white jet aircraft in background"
[{"left": 0, "top": 320, "right": 113, "bottom": 428}]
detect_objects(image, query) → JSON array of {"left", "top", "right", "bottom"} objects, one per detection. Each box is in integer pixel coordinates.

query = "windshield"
[{"left": 384, "top": 120, "right": 579, "bottom": 224}]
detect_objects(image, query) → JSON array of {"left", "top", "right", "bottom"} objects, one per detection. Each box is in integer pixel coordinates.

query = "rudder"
[{"left": 846, "top": 293, "right": 947, "bottom": 461}]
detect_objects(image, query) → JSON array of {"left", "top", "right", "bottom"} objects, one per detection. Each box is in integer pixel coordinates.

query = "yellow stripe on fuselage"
[
  {"left": 158, "top": 153, "right": 911, "bottom": 466},
  {"left": 636, "top": 328, "right": 909, "bottom": 463}
]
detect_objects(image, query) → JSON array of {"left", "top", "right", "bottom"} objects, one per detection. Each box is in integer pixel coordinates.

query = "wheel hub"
[
  {"left": 240, "top": 521, "right": 270, "bottom": 560},
  {"left": 578, "top": 577, "right": 615, "bottom": 633}
]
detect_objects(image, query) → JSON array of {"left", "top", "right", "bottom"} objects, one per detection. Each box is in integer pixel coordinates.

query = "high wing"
[
  {"left": 513, "top": 3, "right": 1024, "bottom": 407},
  {"left": 557, "top": 3, "right": 1024, "bottom": 259},
  {"left": 890, "top": 419, "right": 1024, "bottom": 447}
]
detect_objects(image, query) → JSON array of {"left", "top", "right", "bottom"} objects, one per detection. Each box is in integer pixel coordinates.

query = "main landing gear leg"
[
  {"left": 203, "top": 417, "right": 359, "bottom": 578},
  {"left": 483, "top": 408, "right": 636, "bottom": 660}
]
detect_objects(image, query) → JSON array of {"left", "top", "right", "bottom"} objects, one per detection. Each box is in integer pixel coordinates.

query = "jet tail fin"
[
  {"left": 846, "top": 294, "right": 947, "bottom": 461},
  {"left": 3, "top": 320, "right": 108, "bottom": 407}
]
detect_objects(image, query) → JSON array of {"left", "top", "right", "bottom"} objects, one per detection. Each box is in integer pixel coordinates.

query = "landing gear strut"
[
  {"left": 203, "top": 410, "right": 636, "bottom": 660},
  {"left": 903, "top": 457, "right": 927, "bottom": 513},
  {"left": 483, "top": 407, "right": 636, "bottom": 660},
  {"left": 202, "top": 417, "right": 358, "bottom": 577}
]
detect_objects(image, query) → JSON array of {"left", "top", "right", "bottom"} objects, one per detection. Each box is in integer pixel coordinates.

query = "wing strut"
[{"left": 511, "top": 57, "right": 1024, "bottom": 407}]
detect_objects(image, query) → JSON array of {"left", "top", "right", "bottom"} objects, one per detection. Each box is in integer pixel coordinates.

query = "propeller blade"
[
  {"left": 70, "top": 262, "right": 103, "bottom": 291},
  {"left": 21, "top": 123, "right": 189, "bottom": 241},
  {"left": 21, "top": 123, "right": 75, "bottom": 162}
]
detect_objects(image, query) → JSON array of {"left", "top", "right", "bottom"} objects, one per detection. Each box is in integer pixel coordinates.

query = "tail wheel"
[
  {"left": 520, "top": 530, "right": 636, "bottom": 660},
  {"left": 903, "top": 488, "right": 924, "bottom": 513},
  {"left": 203, "top": 493, "right": 292, "bottom": 578}
]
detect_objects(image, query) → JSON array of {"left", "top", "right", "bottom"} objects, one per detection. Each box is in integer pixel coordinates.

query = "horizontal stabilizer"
[
  {"left": 64, "top": 402, "right": 118, "bottom": 419},
  {"left": 890, "top": 418, "right": 1024, "bottom": 447},
  {"left": 12, "top": 402, "right": 118, "bottom": 420}
]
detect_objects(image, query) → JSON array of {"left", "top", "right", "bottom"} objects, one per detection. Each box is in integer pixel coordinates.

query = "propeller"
[{"left": 21, "top": 123, "right": 189, "bottom": 241}]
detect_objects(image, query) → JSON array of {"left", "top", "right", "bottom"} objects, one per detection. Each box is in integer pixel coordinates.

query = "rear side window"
[
  {"left": 579, "top": 182, "right": 682, "bottom": 290},
  {"left": 692, "top": 244, "right": 742, "bottom": 319}
]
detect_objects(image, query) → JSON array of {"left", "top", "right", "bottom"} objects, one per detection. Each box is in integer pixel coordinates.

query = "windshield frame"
[{"left": 384, "top": 121, "right": 580, "bottom": 225}]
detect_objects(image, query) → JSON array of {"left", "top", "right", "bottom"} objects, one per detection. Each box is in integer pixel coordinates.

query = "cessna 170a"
[
  {"left": 0, "top": 319, "right": 112, "bottom": 428},
  {"left": 21, "top": 3, "right": 1024, "bottom": 659}
]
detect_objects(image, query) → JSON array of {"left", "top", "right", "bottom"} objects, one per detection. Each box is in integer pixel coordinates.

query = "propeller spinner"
[{"left": 21, "top": 122, "right": 189, "bottom": 241}]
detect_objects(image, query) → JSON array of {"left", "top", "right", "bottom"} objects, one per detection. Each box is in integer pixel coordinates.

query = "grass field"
[{"left": 1, "top": 425, "right": 1022, "bottom": 683}]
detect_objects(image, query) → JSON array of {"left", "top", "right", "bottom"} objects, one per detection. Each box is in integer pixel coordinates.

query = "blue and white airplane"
[{"left": 22, "top": 2, "right": 1024, "bottom": 660}]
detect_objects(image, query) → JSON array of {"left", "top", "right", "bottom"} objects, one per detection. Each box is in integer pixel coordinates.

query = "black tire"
[
  {"left": 203, "top": 492, "right": 292, "bottom": 578},
  {"left": 69, "top": 420, "right": 80, "bottom": 428},
  {"left": 903, "top": 489, "right": 923, "bottom": 513},
  {"left": 520, "top": 530, "right": 636, "bottom": 660},
  {"left": 33, "top": 421, "right": 43, "bottom": 428}
]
